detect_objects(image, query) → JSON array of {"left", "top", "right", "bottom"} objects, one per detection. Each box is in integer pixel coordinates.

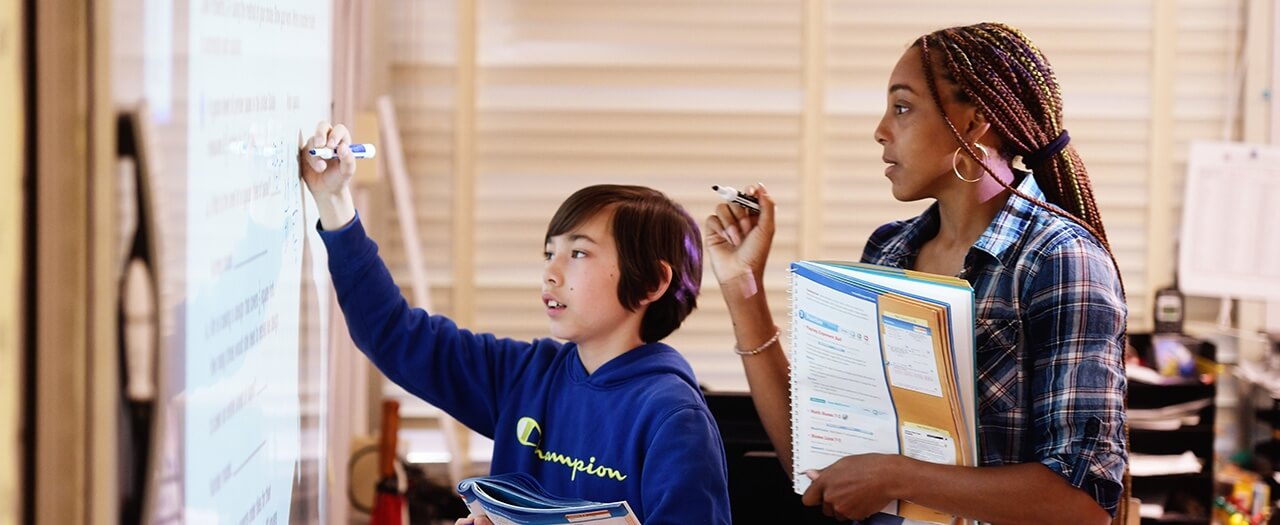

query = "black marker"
[{"left": 712, "top": 185, "right": 761, "bottom": 214}]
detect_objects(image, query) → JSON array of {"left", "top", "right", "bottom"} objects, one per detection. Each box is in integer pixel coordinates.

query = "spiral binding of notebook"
[{"left": 785, "top": 267, "right": 801, "bottom": 493}]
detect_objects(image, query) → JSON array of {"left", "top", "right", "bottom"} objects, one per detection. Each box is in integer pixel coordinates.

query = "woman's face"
[{"left": 873, "top": 46, "right": 980, "bottom": 202}]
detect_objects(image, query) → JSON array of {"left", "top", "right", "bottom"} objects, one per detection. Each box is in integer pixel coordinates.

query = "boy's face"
[{"left": 542, "top": 210, "right": 642, "bottom": 350}]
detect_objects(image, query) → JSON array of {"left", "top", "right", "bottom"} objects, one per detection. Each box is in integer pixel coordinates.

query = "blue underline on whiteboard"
[
  {"left": 234, "top": 439, "right": 268, "bottom": 478},
  {"left": 234, "top": 249, "right": 268, "bottom": 270}
]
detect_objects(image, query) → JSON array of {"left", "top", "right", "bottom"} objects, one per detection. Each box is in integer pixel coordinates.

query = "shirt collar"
[
  {"left": 873, "top": 207, "right": 937, "bottom": 269},
  {"left": 970, "top": 172, "right": 1045, "bottom": 267}
]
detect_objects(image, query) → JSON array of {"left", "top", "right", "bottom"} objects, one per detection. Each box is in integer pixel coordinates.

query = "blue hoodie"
[{"left": 319, "top": 215, "right": 731, "bottom": 525}]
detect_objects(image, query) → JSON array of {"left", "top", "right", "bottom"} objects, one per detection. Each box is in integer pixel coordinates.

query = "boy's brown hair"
[{"left": 545, "top": 185, "right": 702, "bottom": 343}]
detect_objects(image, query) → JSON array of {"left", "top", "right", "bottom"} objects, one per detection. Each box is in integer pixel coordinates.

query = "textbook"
[
  {"left": 789, "top": 261, "right": 977, "bottom": 525},
  {"left": 457, "top": 473, "right": 642, "bottom": 525}
]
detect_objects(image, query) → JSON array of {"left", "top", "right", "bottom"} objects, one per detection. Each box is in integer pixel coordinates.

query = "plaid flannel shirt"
[{"left": 860, "top": 174, "right": 1128, "bottom": 515}]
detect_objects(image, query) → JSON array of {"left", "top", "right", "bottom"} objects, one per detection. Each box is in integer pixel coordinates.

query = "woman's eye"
[
  {"left": 894, "top": 104, "right": 909, "bottom": 116},
  {"left": 543, "top": 251, "right": 553, "bottom": 261},
  {"left": 571, "top": 250, "right": 587, "bottom": 259}
]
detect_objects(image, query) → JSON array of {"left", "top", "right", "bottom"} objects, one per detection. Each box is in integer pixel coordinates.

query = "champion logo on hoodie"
[{"left": 515, "top": 416, "right": 629, "bottom": 482}]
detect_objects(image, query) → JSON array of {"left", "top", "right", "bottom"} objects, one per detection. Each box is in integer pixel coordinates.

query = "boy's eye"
[
  {"left": 571, "top": 250, "right": 587, "bottom": 259},
  {"left": 543, "top": 251, "right": 553, "bottom": 261}
]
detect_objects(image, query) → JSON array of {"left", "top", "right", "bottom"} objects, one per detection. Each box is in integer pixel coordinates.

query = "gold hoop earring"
[{"left": 952, "top": 143, "right": 988, "bottom": 183}]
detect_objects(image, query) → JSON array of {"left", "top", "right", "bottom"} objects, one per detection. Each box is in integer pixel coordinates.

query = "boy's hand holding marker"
[{"left": 299, "top": 122, "right": 376, "bottom": 231}]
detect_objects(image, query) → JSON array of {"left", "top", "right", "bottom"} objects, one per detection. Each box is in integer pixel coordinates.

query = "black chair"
[{"left": 706, "top": 391, "right": 841, "bottom": 524}]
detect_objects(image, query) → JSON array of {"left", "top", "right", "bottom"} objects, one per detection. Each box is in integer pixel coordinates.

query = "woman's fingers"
[
  {"left": 714, "top": 203, "right": 742, "bottom": 246},
  {"left": 704, "top": 214, "right": 728, "bottom": 243},
  {"left": 800, "top": 470, "right": 824, "bottom": 507},
  {"left": 744, "top": 182, "right": 776, "bottom": 236}
]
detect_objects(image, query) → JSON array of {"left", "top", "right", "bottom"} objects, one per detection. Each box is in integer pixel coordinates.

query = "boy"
[{"left": 302, "top": 122, "right": 731, "bottom": 524}]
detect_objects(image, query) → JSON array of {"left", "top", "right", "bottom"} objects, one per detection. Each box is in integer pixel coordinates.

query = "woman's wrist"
[
  {"left": 721, "top": 275, "right": 771, "bottom": 316},
  {"left": 723, "top": 288, "right": 777, "bottom": 351},
  {"left": 718, "top": 267, "right": 766, "bottom": 302},
  {"left": 885, "top": 455, "right": 919, "bottom": 501},
  {"left": 734, "top": 326, "right": 781, "bottom": 356}
]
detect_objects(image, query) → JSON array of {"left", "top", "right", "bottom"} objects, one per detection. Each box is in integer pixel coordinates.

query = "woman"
[{"left": 706, "top": 23, "right": 1127, "bottom": 525}]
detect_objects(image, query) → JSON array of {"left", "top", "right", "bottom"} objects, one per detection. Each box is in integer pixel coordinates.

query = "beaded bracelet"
[{"left": 734, "top": 327, "right": 781, "bottom": 356}]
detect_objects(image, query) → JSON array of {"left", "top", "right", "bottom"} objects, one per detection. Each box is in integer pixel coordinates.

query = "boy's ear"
[{"left": 640, "top": 261, "right": 674, "bottom": 306}]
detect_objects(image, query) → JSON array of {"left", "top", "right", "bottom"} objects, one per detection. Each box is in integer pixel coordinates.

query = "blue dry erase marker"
[
  {"left": 712, "top": 185, "right": 761, "bottom": 214},
  {"left": 309, "top": 143, "right": 377, "bottom": 160}
]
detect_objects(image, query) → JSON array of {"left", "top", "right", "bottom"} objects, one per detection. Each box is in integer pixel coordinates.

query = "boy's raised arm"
[
  {"left": 302, "top": 121, "right": 533, "bottom": 436},
  {"left": 301, "top": 121, "right": 358, "bottom": 231}
]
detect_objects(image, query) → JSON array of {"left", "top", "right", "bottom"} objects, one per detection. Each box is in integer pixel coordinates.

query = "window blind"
[{"left": 378, "top": 0, "right": 1246, "bottom": 398}]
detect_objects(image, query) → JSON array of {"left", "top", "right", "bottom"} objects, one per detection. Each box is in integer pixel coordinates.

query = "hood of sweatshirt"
[{"left": 562, "top": 342, "right": 700, "bottom": 392}]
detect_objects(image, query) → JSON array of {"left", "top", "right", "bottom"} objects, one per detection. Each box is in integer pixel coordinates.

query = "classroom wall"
[
  {"left": 364, "top": 0, "right": 1250, "bottom": 392},
  {"left": 0, "top": 0, "right": 22, "bottom": 523}
]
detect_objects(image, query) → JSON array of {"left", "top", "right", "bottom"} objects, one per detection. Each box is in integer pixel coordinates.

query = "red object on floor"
[
  {"left": 369, "top": 400, "right": 403, "bottom": 525},
  {"left": 369, "top": 488, "right": 404, "bottom": 525}
]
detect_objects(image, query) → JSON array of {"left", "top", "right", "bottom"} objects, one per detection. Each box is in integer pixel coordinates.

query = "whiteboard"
[
  {"left": 114, "top": 0, "right": 333, "bottom": 522},
  {"left": 1178, "top": 141, "right": 1280, "bottom": 300}
]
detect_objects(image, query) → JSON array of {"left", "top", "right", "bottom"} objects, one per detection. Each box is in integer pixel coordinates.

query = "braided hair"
[
  {"left": 916, "top": 22, "right": 1112, "bottom": 253},
  {"left": 917, "top": 24, "right": 1129, "bottom": 525}
]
